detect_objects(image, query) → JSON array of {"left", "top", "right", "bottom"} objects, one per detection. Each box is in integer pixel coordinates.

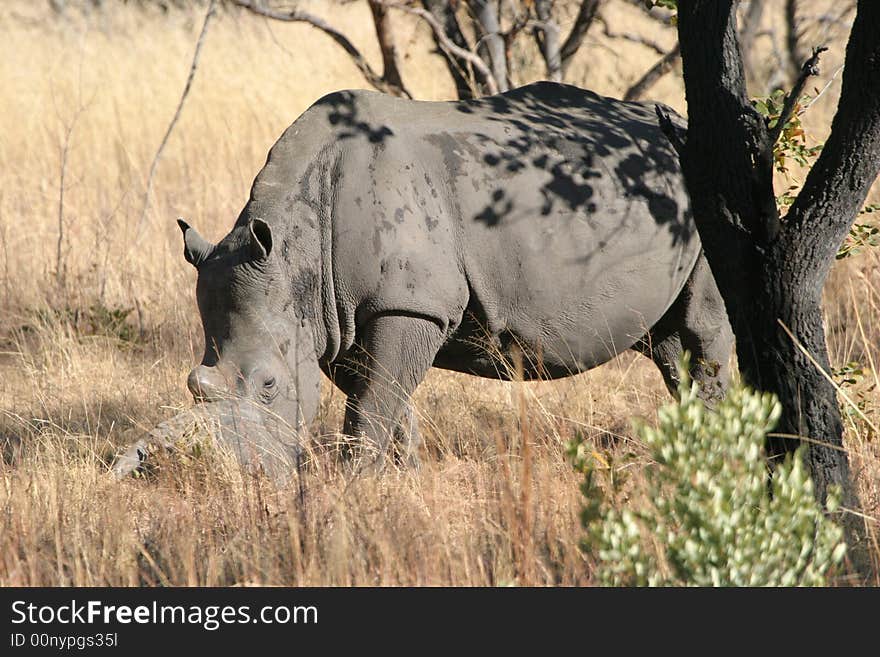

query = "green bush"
[{"left": 571, "top": 362, "right": 846, "bottom": 586}]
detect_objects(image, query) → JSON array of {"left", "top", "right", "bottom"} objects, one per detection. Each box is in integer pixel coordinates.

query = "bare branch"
[
  {"left": 231, "top": 0, "right": 398, "bottom": 96},
  {"left": 623, "top": 42, "right": 681, "bottom": 101},
  {"left": 560, "top": 0, "right": 602, "bottom": 78},
  {"left": 784, "top": 1, "right": 880, "bottom": 266},
  {"left": 739, "top": 0, "right": 765, "bottom": 83},
  {"left": 784, "top": 0, "right": 809, "bottom": 84},
  {"left": 136, "top": 0, "right": 215, "bottom": 244},
  {"left": 384, "top": 1, "right": 500, "bottom": 95},
  {"left": 814, "top": 4, "right": 857, "bottom": 43},
  {"left": 419, "top": 0, "right": 480, "bottom": 99},
  {"left": 800, "top": 63, "right": 845, "bottom": 112},
  {"left": 472, "top": 0, "right": 510, "bottom": 91},
  {"left": 368, "top": 0, "right": 412, "bottom": 98},
  {"left": 496, "top": 2, "right": 532, "bottom": 87},
  {"left": 596, "top": 13, "right": 668, "bottom": 56},
  {"left": 533, "top": 0, "right": 562, "bottom": 82},
  {"left": 739, "top": 0, "right": 765, "bottom": 51},
  {"left": 768, "top": 46, "right": 828, "bottom": 145},
  {"left": 500, "top": 0, "right": 531, "bottom": 51}
]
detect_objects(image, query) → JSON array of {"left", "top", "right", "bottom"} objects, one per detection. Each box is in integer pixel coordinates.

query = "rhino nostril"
[{"left": 187, "top": 366, "right": 224, "bottom": 402}]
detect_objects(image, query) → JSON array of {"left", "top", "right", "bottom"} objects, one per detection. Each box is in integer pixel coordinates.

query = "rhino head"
[{"left": 177, "top": 218, "right": 321, "bottom": 447}]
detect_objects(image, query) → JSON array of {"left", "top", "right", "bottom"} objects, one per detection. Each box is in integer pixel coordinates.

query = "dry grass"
[{"left": 0, "top": 0, "right": 877, "bottom": 586}]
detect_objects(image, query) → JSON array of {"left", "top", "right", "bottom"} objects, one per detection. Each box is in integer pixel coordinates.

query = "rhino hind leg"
[
  {"left": 332, "top": 313, "right": 443, "bottom": 470},
  {"left": 634, "top": 251, "right": 734, "bottom": 403}
]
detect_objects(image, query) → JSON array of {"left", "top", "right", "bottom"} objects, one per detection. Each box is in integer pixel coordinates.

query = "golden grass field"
[{"left": 0, "top": 0, "right": 877, "bottom": 586}]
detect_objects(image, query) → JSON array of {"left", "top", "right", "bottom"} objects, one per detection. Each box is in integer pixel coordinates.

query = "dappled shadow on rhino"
[{"left": 117, "top": 81, "right": 731, "bottom": 479}]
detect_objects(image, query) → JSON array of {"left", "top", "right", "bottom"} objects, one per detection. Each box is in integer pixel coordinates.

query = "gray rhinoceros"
[{"left": 178, "top": 81, "right": 732, "bottom": 470}]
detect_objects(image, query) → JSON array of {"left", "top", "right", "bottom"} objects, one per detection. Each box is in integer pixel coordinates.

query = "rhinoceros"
[{"left": 177, "top": 81, "right": 732, "bottom": 470}]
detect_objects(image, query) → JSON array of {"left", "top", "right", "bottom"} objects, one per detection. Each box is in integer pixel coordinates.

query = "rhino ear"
[
  {"left": 177, "top": 218, "right": 214, "bottom": 268},
  {"left": 249, "top": 218, "right": 273, "bottom": 260}
]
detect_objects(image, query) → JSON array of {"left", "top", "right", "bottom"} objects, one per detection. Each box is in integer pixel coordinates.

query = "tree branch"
[
  {"left": 368, "top": 0, "right": 412, "bottom": 98},
  {"left": 497, "top": 1, "right": 532, "bottom": 87},
  {"left": 768, "top": 46, "right": 828, "bottom": 146},
  {"left": 799, "top": 63, "right": 845, "bottom": 112},
  {"left": 560, "top": 0, "right": 602, "bottom": 78},
  {"left": 739, "top": 0, "right": 766, "bottom": 83},
  {"left": 385, "top": 1, "right": 500, "bottom": 95},
  {"left": 231, "top": 0, "right": 401, "bottom": 96},
  {"left": 596, "top": 13, "right": 668, "bottom": 56},
  {"left": 533, "top": 0, "right": 562, "bottom": 82},
  {"left": 783, "top": 1, "right": 880, "bottom": 265},
  {"left": 420, "top": 0, "right": 480, "bottom": 99},
  {"left": 784, "top": 0, "right": 809, "bottom": 84},
  {"left": 623, "top": 42, "right": 680, "bottom": 101},
  {"left": 471, "top": 0, "right": 510, "bottom": 91},
  {"left": 136, "top": 0, "right": 215, "bottom": 244}
]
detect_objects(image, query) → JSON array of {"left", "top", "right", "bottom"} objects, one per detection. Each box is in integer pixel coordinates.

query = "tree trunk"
[
  {"left": 747, "top": 249, "right": 849, "bottom": 498},
  {"left": 673, "top": 0, "right": 880, "bottom": 576}
]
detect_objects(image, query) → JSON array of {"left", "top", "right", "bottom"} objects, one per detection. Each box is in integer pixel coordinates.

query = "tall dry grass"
[{"left": 0, "top": 0, "right": 877, "bottom": 586}]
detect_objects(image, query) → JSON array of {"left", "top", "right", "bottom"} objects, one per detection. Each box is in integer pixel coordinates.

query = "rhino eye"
[{"left": 264, "top": 376, "right": 276, "bottom": 389}]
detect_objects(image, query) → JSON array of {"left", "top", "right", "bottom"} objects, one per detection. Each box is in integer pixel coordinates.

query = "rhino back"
[
  {"left": 242, "top": 83, "right": 700, "bottom": 376},
  {"left": 434, "top": 84, "right": 698, "bottom": 374}
]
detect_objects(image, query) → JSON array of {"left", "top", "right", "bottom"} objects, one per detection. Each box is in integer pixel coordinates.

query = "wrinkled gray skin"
[{"left": 181, "top": 82, "right": 732, "bottom": 471}]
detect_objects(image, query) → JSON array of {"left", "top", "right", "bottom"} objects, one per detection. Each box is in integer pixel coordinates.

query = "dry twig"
[{"left": 136, "top": 0, "right": 216, "bottom": 243}]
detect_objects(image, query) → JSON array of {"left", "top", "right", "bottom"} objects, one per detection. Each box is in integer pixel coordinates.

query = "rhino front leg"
[{"left": 340, "top": 313, "right": 444, "bottom": 470}]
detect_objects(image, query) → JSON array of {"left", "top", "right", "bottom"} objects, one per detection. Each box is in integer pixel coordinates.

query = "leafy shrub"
[{"left": 571, "top": 362, "right": 846, "bottom": 586}]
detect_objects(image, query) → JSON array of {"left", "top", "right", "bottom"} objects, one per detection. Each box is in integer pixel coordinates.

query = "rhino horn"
[
  {"left": 177, "top": 218, "right": 214, "bottom": 267},
  {"left": 248, "top": 218, "right": 273, "bottom": 260}
]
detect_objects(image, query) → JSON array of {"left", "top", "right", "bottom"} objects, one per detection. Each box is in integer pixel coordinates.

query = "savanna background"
[{"left": 0, "top": 0, "right": 877, "bottom": 586}]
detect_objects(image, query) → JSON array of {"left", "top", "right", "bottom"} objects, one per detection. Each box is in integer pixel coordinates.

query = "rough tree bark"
[{"left": 667, "top": 0, "right": 880, "bottom": 575}]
